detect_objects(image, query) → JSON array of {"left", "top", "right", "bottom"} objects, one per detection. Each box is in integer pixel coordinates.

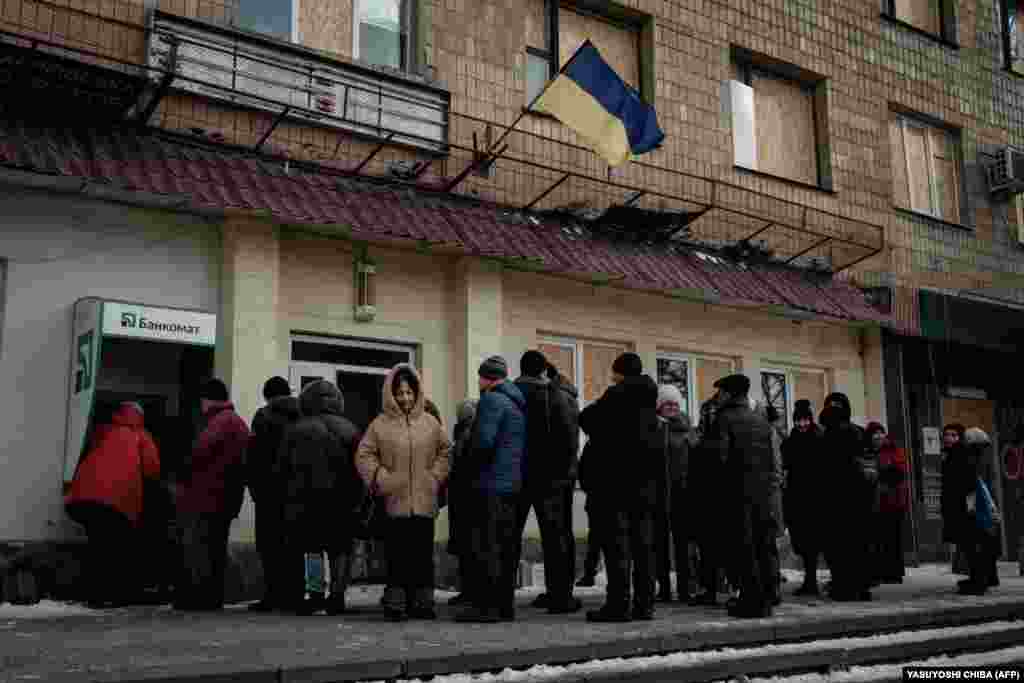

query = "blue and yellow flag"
[{"left": 534, "top": 40, "right": 664, "bottom": 167}]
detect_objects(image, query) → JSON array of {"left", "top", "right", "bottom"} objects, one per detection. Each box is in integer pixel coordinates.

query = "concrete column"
[
  {"left": 454, "top": 257, "right": 503, "bottom": 397},
  {"left": 635, "top": 341, "right": 658, "bottom": 384},
  {"left": 861, "top": 325, "right": 887, "bottom": 426},
  {"left": 216, "top": 215, "right": 282, "bottom": 544},
  {"left": 736, "top": 354, "right": 762, "bottom": 402}
]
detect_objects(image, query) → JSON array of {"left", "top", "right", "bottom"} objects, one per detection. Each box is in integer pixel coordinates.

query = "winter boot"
[
  {"left": 408, "top": 587, "right": 437, "bottom": 620},
  {"left": 381, "top": 586, "right": 408, "bottom": 621}
]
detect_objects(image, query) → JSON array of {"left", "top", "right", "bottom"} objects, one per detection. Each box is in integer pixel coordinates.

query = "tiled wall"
[{"left": 4, "top": 0, "right": 1023, "bottom": 307}]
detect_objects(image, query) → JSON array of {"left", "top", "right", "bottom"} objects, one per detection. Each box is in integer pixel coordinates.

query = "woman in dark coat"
[
  {"left": 944, "top": 426, "right": 1001, "bottom": 595},
  {"left": 653, "top": 384, "right": 693, "bottom": 603},
  {"left": 276, "top": 380, "right": 362, "bottom": 615},
  {"left": 781, "top": 400, "right": 825, "bottom": 596},
  {"left": 446, "top": 398, "right": 478, "bottom": 606},
  {"left": 819, "top": 392, "right": 873, "bottom": 602}
]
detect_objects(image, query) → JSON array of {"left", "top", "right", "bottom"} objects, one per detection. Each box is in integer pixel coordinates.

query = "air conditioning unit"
[{"left": 985, "top": 146, "right": 1024, "bottom": 195}]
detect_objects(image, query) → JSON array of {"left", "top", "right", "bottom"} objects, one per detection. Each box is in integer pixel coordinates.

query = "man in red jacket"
[{"left": 175, "top": 379, "right": 250, "bottom": 611}]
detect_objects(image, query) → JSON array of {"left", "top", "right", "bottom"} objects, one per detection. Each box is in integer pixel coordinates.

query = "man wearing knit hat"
[
  {"left": 578, "top": 352, "right": 661, "bottom": 622},
  {"left": 457, "top": 356, "right": 528, "bottom": 623}
]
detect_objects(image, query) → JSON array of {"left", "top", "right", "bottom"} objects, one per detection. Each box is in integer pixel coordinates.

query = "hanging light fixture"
[{"left": 354, "top": 250, "right": 377, "bottom": 323}]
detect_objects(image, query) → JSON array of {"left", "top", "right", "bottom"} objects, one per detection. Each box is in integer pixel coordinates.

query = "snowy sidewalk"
[{"left": 1, "top": 565, "right": 1023, "bottom": 683}]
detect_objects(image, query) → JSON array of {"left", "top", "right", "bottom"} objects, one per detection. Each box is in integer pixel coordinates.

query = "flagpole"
[{"left": 485, "top": 39, "right": 594, "bottom": 156}]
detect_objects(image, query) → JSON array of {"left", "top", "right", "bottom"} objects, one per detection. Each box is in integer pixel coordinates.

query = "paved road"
[{"left": 1, "top": 566, "right": 1022, "bottom": 683}]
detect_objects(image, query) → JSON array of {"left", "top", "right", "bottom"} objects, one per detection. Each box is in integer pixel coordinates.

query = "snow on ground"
[
  {"left": 361, "top": 621, "right": 1024, "bottom": 683},
  {"left": 0, "top": 600, "right": 99, "bottom": 620},
  {"left": 747, "top": 646, "right": 1024, "bottom": 683}
]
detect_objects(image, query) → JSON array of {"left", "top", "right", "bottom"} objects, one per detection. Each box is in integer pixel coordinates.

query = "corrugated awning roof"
[{"left": 0, "top": 119, "right": 889, "bottom": 326}]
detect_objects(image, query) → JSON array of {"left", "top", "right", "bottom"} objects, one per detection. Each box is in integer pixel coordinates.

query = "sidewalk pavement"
[{"left": 1, "top": 565, "right": 1023, "bottom": 683}]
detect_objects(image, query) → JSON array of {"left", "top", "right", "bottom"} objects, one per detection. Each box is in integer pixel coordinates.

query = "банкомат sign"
[{"left": 101, "top": 301, "right": 216, "bottom": 347}]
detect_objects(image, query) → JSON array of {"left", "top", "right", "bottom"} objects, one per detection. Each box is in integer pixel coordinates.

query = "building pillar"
[
  {"left": 454, "top": 257, "right": 503, "bottom": 398},
  {"left": 736, "top": 354, "right": 762, "bottom": 402},
  {"left": 216, "top": 214, "right": 282, "bottom": 544},
  {"left": 861, "top": 326, "right": 887, "bottom": 426}
]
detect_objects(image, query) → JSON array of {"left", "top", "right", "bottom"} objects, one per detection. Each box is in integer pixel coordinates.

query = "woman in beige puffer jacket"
[{"left": 356, "top": 363, "right": 450, "bottom": 620}]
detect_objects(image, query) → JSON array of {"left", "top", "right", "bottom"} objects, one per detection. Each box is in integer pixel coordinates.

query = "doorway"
[{"left": 289, "top": 336, "right": 416, "bottom": 433}]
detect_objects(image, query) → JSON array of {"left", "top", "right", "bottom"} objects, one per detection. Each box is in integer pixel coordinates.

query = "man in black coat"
[
  {"left": 513, "top": 351, "right": 582, "bottom": 614},
  {"left": 579, "top": 352, "right": 661, "bottom": 622},
  {"left": 688, "top": 390, "right": 726, "bottom": 606},
  {"left": 247, "top": 377, "right": 302, "bottom": 612},
  {"left": 820, "top": 392, "right": 873, "bottom": 602},
  {"left": 705, "top": 374, "right": 779, "bottom": 618}
]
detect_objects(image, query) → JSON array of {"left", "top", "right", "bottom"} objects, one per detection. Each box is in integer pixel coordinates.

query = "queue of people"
[{"left": 63, "top": 352, "right": 1006, "bottom": 620}]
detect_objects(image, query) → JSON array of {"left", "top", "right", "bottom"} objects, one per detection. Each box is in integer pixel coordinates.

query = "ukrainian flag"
[{"left": 534, "top": 40, "right": 664, "bottom": 167}]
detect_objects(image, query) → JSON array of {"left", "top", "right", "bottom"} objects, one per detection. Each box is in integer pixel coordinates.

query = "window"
[
  {"left": 727, "top": 53, "right": 831, "bottom": 189},
  {"left": 883, "top": 0, "right": 957, "bottom": 44},
  {"left": 1015, "top": 196, "right": 1024, "bottom": 246},
  {"left": 759, "top": 367, "right": 828, "bottom": 434},
  {"left": 656, "top": 352, "right": 735, "bottom": 420},
  {"left": 525, "top": 0, "right": 651, "bottom": 106},
  {"left": 1003, "top": 0, "right": 1024, "bottom": 73},
  {"left": 889, "top": 113, "right": 962, "bottom": 223},
  {"left": 354, "top": 0, "right": 409, "bottom": 71},
  {"left": 235, "top": 0, "right": 297, "bottom": 41},
  {"left": 538, "top": 337, "right": 630, "bottom": 406}
]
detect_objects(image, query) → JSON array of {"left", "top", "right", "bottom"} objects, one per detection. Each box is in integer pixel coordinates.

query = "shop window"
[
  {"left": 234, "top": 0, "right": 297, "bottom": 41},
  {"left": 728, "top": 53, "right": 831, "bottom": 190},
  {"left": 656, "top": 355, "right": 693, "bottom": 420},
  {"left": 354, "top": 0, "right": 410, "bottom": 71},
  {"left": 889, "top": 113, "right": 962, "bottom": 224},
  {"left": 525, "top": 0, "right": 653, "bottom": 106},
  {"left": 882, "top": 0, "right": 957, "bottom": 45},
  {"left": 760, "top": 367, "right": 828, "bottom": 433},
  {"left": 1007, "top": 0, "right": 1024, "bottom": 74}
]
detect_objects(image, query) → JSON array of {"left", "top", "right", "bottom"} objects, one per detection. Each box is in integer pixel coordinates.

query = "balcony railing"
[{"left": 147, "top": 12, "right": 449, "bottom": 154}]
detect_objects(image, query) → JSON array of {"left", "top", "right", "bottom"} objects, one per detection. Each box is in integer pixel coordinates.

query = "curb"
[{"left": 48, "top": 599, "right": 1024, "bottom": 683}]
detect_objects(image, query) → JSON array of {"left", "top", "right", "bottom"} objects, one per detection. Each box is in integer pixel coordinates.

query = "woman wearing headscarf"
[
  {"left": 781, "top": 400, "right": 826, "bottom": 595},
  {"left": 356, "top": 364, "right": 451, "bottom": 620},
  {"left": 653, "top": 384, "right": 693, "bottom": 602},
  {"left": 446, "top": 398, "right": 478, "bottom": 606},
  {"left": 866, "top": 422, "right": 909, "bottom": 585}
]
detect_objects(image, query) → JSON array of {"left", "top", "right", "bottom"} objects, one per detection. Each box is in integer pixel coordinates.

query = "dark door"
[{"left": 338, "top": 371, "right": 386, "bottom": 433}]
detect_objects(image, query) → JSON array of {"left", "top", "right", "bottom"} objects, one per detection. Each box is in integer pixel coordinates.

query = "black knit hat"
[
  {"left": 793, "top": 399, "right": 814, "bottom": 421},
  {"left": 263, "top": 376, "right": 291, "bottom": 400},
  {"left": 612, "top": 352, "right": 643, "bottom": 377},
  {"left": 479, "top": 355, "right": 509, "bottom": 380},
  {"left": 714, "top": 373, "right": 750, "bottom": 396},
  {"left": 200, "top": 378, "right": 229, "bottom": 402},
  {"left": 520, "top": 350, "right": 548, "bottom": 378}
]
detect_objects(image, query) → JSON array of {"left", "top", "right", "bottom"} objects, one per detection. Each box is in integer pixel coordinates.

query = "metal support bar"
[
  {"left": 352, "top": 133, "right": 396, "bottom": 174},
  {"left": 413, "top": 158, "right": 434, "bottom": 178},
  {"left": 835, "top": 246, "right": 885, "bottom": 274},
  {"left": 443, "top": 143, "right": 508, "bottom": 193},
  {"left": 524, "top": 173, "right": 571, "bottom": 210},
  {"left": 254, "top": 106, "right": 291, "bottom": 152},
  {"left": 743, "top": 221, "right": 775, "bottom": 242},
  {"left": 784, "top": 237, "right": 832, "bottom": 265},
  {"left": 623, "top": 191, "right": 646, "bottom": 207}
]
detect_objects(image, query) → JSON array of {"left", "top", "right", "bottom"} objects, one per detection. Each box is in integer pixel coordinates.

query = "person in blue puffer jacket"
[{"left": 455, "top": 355, "right": 528, "bottom": 623}]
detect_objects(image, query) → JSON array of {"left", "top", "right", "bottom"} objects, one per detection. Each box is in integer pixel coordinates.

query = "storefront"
[{"left": 884, "top": 290, "right": 1024, "bottom": 563}]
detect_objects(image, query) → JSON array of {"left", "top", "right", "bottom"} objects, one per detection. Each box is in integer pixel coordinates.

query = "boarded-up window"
[
  {"left": 890, "top": 115, "right": 961, "bottom": 222},
  {"left": 583, "top": 342, "right": 630, "bottom": 403},
  {"left": 695, "top": 357, "right": 734, "bottom": 407},
  {"left": 791, "top": 370, "right": 828, "bottom": 420},
  {"left": 752, "top": 71, "right": 817, "bottom": 185},
  {"left": 538, "top": 342, "right": 575, "bottom": 384},
  {"left": 558, "top": 8, "right": 639, "bottom": 90},
  {"left": 893, "top": 0, "right": 941, "bottom": 34},
  {"left": 942, "top": 398, "right": 996, "bottom": 437}
]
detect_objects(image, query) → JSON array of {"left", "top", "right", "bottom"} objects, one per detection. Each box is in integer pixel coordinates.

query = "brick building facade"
[{"left": 0, "top": 0, "right": 1021, "bottom": 569}]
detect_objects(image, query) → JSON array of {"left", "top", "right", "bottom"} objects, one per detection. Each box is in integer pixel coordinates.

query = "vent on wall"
[{"left": 984, "top": 147, "right": 1024, "bottom": 196}]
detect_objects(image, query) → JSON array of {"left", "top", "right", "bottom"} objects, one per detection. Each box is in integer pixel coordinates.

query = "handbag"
[
  {"left": 353, "top": 467, "right": 389, "bottom": 540},
  {"left": 973, "top": 477, "right": 1001, "bottom": 534}
]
